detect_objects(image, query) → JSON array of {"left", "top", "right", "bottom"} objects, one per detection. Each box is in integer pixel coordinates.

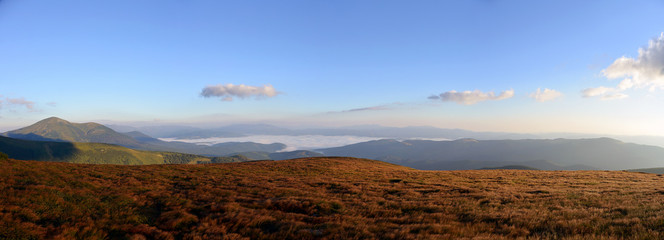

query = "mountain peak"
[
  {"left": 38, "top": 116, "right": 69, "bottom": 124},
  {"left": 5, "top": 117, "right": 141, "bottom": 147}
]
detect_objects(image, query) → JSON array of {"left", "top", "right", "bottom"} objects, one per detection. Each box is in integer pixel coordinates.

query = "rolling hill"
[
  {"left": 268, "top": 150, "right": 324, "bottom": 160},
  {"left": 0, "top": 136, "right": 244, "bottom": 165},
  {"left": 318, "top": 138, "right": 664, "bottom": 170},
  {"left": 4, "top": 117, "right": 143, "bottom": 148},
  {"left": 3, "top": 157, "right": 664, "bottom": 239},
  {"left": 3, "top": 117, "right": 286, "bottom": 157}
]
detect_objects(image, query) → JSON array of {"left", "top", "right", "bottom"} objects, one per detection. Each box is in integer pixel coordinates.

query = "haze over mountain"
[
  {"left": 113, "top": 123, "right": 535, "bottom": 140},
  {"left": 3, "top": 117, "right": 286, "bottom": 157},
  {"left": 8, "top": 117, "right": 664, "bottom": 170},
  {"left": 108, "top": 123, "right": 664, "bottom": 149},
  {"left": 318, "top": 138, "right": 664, "bottom": 170}
]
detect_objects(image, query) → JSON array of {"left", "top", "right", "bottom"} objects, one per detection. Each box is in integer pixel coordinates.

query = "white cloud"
[
  {"left": 603, "top": 33, "right": 664, "bottom": 90},
  {"left": 436, "top": 89, "right": 514, "bottom": 105},
  {"left": 584, "top": 33, "right": 664, "bottom": 99},
  {"left": 201, "top": 84, "right": 280, "bottom": 101},
  {"left": 530, "top": 88, "right": 563, "bottom": 102},
  {"left": 601, "top": 93, "right": 629, "bottom": 100},
  {"left": 582, "top": 86, "right": 614, "bottom": 98}
]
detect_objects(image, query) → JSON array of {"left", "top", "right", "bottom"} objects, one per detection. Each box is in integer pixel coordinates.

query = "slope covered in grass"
[
  {"left": 3, "top": 157, "right": 664, "bottom": 239},
  {"left": 4, "top": 117, "right": 142, "bottom": 147},
  {"left": 3, "top": 117, "right": 287, "bottom": 157},
  {"left": 0, "top": 136, "right": 244, "bottom": 165}
]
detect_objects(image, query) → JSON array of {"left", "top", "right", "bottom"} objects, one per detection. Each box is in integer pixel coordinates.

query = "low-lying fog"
[{"left": 160, "top": 135, "right": 450, "bottom": 152}]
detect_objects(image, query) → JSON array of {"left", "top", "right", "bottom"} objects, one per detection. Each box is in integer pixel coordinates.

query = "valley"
[{"left": 5, "top": 117, "right": 664, "bottom": 171}]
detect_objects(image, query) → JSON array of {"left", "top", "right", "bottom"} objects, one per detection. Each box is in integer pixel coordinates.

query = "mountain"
[
  {"left": 123, "top": 131, "right": 157, "bottom": 143},
  {"left": 318, "top": 138, "right": 664, "bottom": 170},
  {"left": 4, "top": 117, "right": 143, "bottom": 148},
  {"left": 268, "top": 150, "right": 324, "bottom": 160},
  {"left": 3, "top": 117, "right": 287, "bottom": 157},
  {"left": 121, "top": 132, "right": 286, "bottom": 156},
  {"left": 150, "top": 123, "right": 538, "bottom": 140},
  {"left": 0, "top": 135, "right": 246, "bottom": 165}
]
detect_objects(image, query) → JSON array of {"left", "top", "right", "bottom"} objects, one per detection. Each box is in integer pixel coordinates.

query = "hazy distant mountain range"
[
  {"left": 4, "top": 117, "right": 664, "bottom": 170},
  {"left": 107, "top": 122, "right": 664, "bottom": 148},
  {"left": 108, "top": 123, "right": 536, "bottom": 140},
  {"left": 3, "top": 117, "right": 285, "bottom": 157},
  {"left": 317, "top": 138, "right": 664, "bottom": 170}
]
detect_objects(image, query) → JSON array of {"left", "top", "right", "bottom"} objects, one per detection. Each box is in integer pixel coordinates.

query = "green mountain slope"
[
  {"left": 3, "top": 117, "right": 287, "bottom": 156},
  {"left": 4, "top": 117, "right": 143, "bottom": 148},
  {"left": 0, "top": 136, "right": 244, "bottom": 165}
]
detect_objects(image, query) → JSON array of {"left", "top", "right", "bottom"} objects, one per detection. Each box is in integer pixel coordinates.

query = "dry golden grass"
[{"left": 2, "top": 157, "right": 664, "bottom": 239}]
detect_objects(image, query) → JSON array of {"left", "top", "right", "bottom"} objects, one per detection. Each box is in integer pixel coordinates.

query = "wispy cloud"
[
  {"left": 530, "top": 88, "right": 563, "bottom": 102},
  {"left": 582, "top": 86, "right": 614, "bottom": 98},
  {"left": 326, "top": 103, "right": 403, "bottom": 114},
  {"left": 601, "top": 93, "right": 629, "bottom": 100},
  {"left": 431, "top": 89, "right": 514, "bottom": 105},
  {"left": 342, "top": 106, "right": 390, "bottom": 112},
  {"left": 584, "top": 33, "right": 664, "bottom": 99},
  {"left": 1, "top": 97, "right": 35, "bottom": 111},
  {"left": 200, "top": 83, "right": 280, "bottom": 101}
]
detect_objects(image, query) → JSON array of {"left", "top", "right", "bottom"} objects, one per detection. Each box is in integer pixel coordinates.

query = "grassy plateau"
[{"left": 2, "top": 157, "right": 664, "bottom": 239}]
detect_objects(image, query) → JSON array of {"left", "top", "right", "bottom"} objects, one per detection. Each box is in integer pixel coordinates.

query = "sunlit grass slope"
[
  {"left": 2, "top": 157, "right": 664, "bottom": 239},
  {"left": 0, "top": 136, "right": 227, "bottom": 165}
]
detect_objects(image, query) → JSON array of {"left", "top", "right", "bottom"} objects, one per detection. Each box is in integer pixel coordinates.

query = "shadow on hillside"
[{"left": 0, "top": 136, "right": 79, "bottom": 161}]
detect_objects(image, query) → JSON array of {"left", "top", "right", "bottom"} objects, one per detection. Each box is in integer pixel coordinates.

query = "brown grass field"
[{"left": 2, "top": 157, "right": 664, "bottom": 239}]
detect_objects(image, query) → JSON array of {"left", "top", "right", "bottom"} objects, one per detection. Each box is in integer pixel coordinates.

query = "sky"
[{"left": 1, "top": 0, "right": 664, "bottom": 136}]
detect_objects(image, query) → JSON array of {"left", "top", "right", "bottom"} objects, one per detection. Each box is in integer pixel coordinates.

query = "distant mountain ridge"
[
  {"left": 318, "top": 138, "right": 664, "bottom": 170},
  {"left": 3, "top": 117, "right": 286, "bottom": 157}
]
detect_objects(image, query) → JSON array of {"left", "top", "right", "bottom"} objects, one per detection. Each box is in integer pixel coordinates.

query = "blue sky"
[{"left": 1, "top": 0, "right": 664, "bottom": 135}]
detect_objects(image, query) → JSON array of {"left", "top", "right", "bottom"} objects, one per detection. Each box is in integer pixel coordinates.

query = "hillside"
[
  {"left": 3, "top": 117, "right": 287, "bottom": 157},
  {"left": 4, "top": 117, "right": 143, "bottom": 148},
  {"left": 2, "top": 157, "right": 664, "bottom": 239},
  {"left": 268, "top": 150, "right": 324, "bottom": 160},
  {"left": 0, "top": 136, "right": 243, "bottom": 165},
  {"left": 319, "top": 138, "right": 664, "bottom": 170}
]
